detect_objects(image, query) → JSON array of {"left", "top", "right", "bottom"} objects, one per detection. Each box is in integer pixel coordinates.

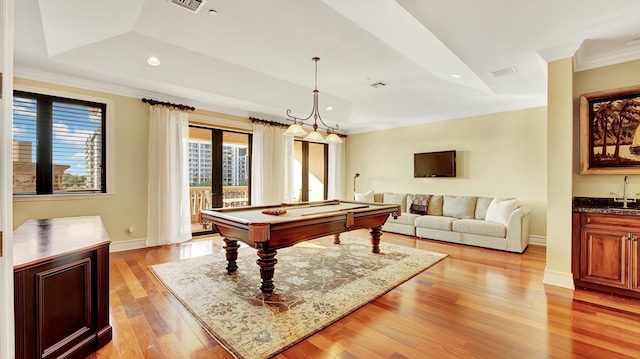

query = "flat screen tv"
[{"left": 414, "top": 150, "right": 456, "bottom": 177}]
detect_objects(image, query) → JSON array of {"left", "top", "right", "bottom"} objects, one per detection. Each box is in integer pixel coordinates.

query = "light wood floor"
[{"left": 91, "top": 230, "right": 640, "bottom": 359}]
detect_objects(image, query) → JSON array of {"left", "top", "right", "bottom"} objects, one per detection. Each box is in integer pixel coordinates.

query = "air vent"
[
  {"left": 168, "top": 0, "right": 207, "bottom": 14},
  {"left": 370, "top": 81, "right": 388, "bottom": 88},
  {"left": 491, "top": 66, "right": 518, "bottom": 78}
]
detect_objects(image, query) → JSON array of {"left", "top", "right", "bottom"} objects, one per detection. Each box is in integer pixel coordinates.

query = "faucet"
[{"left": 614, "top": 175, "right": 636, "bottom": 208}]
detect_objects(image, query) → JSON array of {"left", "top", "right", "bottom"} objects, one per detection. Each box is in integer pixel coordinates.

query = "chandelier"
[{"left": 284, "top": 57, "right": 343, "bottom": 143}]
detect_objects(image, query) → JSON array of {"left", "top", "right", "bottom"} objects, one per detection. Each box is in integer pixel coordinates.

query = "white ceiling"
[{"left": 13, "top": 0, "right": 640, "bottom": 134}]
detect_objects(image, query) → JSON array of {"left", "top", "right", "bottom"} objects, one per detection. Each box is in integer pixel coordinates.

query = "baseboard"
[
  {"left": 529, "top": 234, "right": 546, "bottom": 246},
  {"left": 110, "top": 238, "right": 148, "bottom": 252},
  {"left": 543, "top": 268, "right": 575, "bottom": 290}
]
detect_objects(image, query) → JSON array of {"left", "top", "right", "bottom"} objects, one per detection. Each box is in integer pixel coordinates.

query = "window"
[
  {"left": 293, "top": 140, "right": 328, "bottom": 202},
  {"left": 188, "top": 125, "right": 251, "bottom": 236},
  {"left": 12, "top": 90, "right": 107, "bottom": 194}
]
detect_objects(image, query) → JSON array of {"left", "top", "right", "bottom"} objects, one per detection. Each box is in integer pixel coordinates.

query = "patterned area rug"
[{"left": 150, "top": 234, "right": 447, "bottom": 359}]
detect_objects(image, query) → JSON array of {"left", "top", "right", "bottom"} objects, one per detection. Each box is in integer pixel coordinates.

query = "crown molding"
[
  {"left": 574, "top": 44, "right": 640, "bottom": 72},
  {"left": 537, "top": 41, "right": 581, "bottom": 63}
]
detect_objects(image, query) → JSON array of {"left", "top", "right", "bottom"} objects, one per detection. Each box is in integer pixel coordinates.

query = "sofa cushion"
[
  {"left": 383, "top": 192, "right": 408, "bottom": 213},
  {"left": 427, "top": 195, "right": 443, "bottom": 216},
  {"left": 387, "top": 213, "right": 421, "bottom": 225},
  {"left": 475, "top": 196, "right": 494, "bottom": 220},
  {"left": 408, "top": 194, "right": 431, "bottom": 215},
  {"left": 443, "top": 195, "right": 477, "bottom": 219},
  {"left": 354, "top": 190, "right": 374, "bottom": 202},
  {"left": 485, "top": 198, "right": 520, "bottom": 225},
  {"left": 414, "top": 215, "right": 456, "bottom": 231},
  {"left": 452, "top": 219, "right": 506, "bottom": 238}
]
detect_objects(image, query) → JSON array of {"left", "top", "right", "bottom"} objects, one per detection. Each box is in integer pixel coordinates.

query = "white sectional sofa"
[{"left": 371, "top": 192, "right": 531, "bottom": 253}]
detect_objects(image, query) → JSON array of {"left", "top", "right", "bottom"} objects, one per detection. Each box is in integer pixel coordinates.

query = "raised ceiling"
[{"left": 14, "top": 0, "right": 640, "bottom": 134}]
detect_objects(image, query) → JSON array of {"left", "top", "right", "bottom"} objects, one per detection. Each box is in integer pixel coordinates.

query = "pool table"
[{"left": 200, "top": 200, "right": 401, "bottom": 294}]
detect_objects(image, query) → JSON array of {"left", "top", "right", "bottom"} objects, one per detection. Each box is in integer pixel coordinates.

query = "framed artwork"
[{"left": 580, "top": 85, "right": 640, "bottom": 174}]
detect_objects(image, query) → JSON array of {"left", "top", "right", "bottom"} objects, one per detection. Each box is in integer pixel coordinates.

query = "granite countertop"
[{"left": 573, "top": 196, "right": 640, "bottom": 216}]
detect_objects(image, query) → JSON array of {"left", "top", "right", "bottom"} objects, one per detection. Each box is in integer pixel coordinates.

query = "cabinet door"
[
  {"left": 580, "top": 228, "right": 629, "bottom": 289},
  {"left": 631, "top": 238, "right": 640, "bottom": 292}
]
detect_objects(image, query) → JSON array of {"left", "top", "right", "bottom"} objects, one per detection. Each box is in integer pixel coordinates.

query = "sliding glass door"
[
  {"left": 293, "top": 140, "right": 328, "bottom": 202},
  {"left": 189, "top": 126, "right": 251, "bottom": 235}
]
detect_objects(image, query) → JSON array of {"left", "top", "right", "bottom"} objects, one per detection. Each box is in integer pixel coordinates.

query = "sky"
[{"left": 13, "top": 97, "right": 103, "bottom": 178}]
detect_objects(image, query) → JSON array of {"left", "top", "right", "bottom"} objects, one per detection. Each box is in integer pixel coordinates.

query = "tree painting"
[{"left": 591, "top": 95, "right": 640, "bottom": 167}]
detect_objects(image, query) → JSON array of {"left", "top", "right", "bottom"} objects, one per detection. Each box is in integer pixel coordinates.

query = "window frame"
[{"left": 12, "top": 85, "right": 115, "bottom": 201}]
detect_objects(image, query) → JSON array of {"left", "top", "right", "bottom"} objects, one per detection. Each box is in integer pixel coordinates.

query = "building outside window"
[{"left": 188, "top": 140, "right": 248, "bottom": 187}]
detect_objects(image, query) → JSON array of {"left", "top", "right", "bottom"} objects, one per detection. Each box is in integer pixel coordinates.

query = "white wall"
[{"left": 345, "top": 106, "right": 547, "bottom": 237}]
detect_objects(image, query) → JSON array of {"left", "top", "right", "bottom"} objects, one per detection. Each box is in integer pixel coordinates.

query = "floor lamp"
[{"left": 353, "top": 173, "right": 360, "bottom": 192}]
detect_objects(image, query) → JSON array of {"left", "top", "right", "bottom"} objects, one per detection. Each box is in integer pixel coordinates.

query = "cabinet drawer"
[{"left": 582, "top": 213, "right": 640, "bottom": 230}]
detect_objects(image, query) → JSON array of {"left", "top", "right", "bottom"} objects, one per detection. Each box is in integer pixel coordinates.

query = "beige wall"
[
  {"left": 542, "top": 58, "right": 640, "bottom": 288},
  {"left": 573, "top": 59, "right": 640, "bottom": 196},
  {"left": 345, "top": 107, "right": 548, "bottom": 237},
  {"left": 12, "top": 78, "right": 150, "bottom": 243},
  {"left": 545, "top": 58, "right": 574, "bottom": 285},
  {"left": 12, "top": 78, "right": 251, "bottom": 243}
]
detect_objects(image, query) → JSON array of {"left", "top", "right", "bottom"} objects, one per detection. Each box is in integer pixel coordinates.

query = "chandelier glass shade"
[
  {"left": 283, "top": 123, "right": 306, "bottom": 137},
  {"left": 284, "top": 57, "right": 343, "bottom": 143},
  {"left": 303, "top": 130, "right": 325, "bottom": 142},
  {"left": 324, "top": 132, "right": 343, "bottom": 143}
]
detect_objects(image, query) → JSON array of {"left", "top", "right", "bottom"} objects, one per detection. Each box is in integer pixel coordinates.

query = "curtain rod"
[
  {"left": 249, "top": 117, "right": 289, "bottom": 128},
  {"left": 141, "top": 98, "right": 195, "bottom": 111}
]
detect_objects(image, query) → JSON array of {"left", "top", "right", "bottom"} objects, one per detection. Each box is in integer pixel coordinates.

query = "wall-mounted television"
[{"left": 414, "top": 150, "right": 456, "bottom": 177}]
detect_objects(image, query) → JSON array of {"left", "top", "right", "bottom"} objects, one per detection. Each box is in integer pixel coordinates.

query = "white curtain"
[
  {"left": 283, "top": 135, "right": 295, "bottom": 202},
  {"left": 251, "top": 123, "right": 286, "bottom": 205},
  {"left": 328, "top": 139, "right": 345, "bottom": 200},
  {"left": 147, "top": 106, "right": 192, "bottom": 246}
]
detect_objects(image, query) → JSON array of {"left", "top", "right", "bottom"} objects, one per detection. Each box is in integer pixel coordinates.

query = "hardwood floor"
[{"left": 91, "top": 230, "right": 640, "bottom": 359}]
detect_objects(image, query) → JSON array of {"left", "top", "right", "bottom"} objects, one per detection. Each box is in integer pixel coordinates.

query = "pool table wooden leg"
[
  {"left": 333, "top": 233, "right": 341, "bottom": 244},
  {"left": 223, "top": 238, "right": 239, "bottom": 273},
  {"left": 370, "top": 226, "right": 382, "bottom": 253},
  {"left": 256, "top": 248, "right": 278, "bottom": 294}
]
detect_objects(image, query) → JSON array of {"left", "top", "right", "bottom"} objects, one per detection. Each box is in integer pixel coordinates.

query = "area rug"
[{"left": 149, "top": 234, "right": 447, "bottom": 359}]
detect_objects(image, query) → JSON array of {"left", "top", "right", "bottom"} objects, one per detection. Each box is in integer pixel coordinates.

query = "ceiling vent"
[
  {"left": 168, "top": 0, "right": 207, "bottom": 14},
  {"left": 370, "top": 81, "right": 388, "bottom": 88},
  {"left": 491, "top": 66, "right": 518, "bottom": 78}
]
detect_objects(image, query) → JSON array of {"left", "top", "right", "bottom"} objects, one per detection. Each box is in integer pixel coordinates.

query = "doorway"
[
  {"left": 188, "top": 126, "right": 251, "bottom": 235},
  {"left": 293, "top": 140, "right": 328, "bottom": 202}
]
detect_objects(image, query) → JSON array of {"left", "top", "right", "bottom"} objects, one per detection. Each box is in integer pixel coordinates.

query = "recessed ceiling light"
[
  {"left": 450, "top": 73, "right": 462, "bottom": 79},
  {"left": 326, "top": 106, "right": 334, "bottom": 111},
  {"left": 624, "top": 38, "right": 640, "bottom": 45},
  {"left": 147, "top": 56, "right": 161, "bottom": 66},
  {"left": 209, "top": 9, "right": 218, "bottom": 16}
]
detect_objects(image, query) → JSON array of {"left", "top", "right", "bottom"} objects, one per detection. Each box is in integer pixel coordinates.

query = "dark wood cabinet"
[
  {"left": 13, "top": 216, "right": 112, "bottom": 359},
  {"left": 573, "top": 212, "right": 640, "bottom": 298}
]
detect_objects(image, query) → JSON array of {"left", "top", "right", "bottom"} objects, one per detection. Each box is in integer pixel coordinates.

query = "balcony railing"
[{"left": 190, "top": 186, "right": 249, "bottom": 229}]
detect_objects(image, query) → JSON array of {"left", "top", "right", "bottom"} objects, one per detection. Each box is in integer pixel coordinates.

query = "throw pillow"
[
  {"left": 443, "top": 195, "right": 477, "bottom": 219},
  {"left": 485, "top": 198, "right": 520, "bottom": 225},
  {"left": 383, "top": 192, "right": 408, "bottom": 212},
  {"left": 354, "top": 190, "right": 374, "bottom": 202},
  {"left": 475, "top": 196, "right": 494, "bottom": 220},
  {"left": 409, "top": 194, "right": 431, "bottom": 215},
  {"left": 427, "top": 195, "right": 444, "bottom": 216}
]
